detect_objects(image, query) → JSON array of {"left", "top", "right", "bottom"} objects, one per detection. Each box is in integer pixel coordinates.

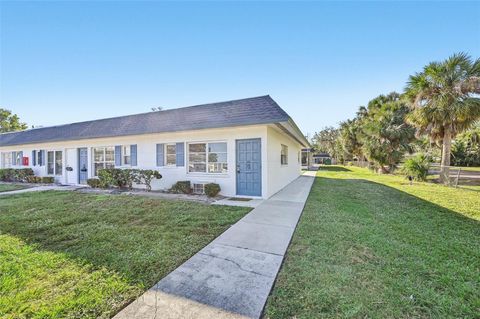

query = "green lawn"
[
  {"left": 457, "top": 166, "right": 480, "bottom": 172},
  {"left": 0, "top": 183, "right": 29, "bottom": 192},
  {"left": 0, "top": 191, "right": 250, "bottom": 318},
  {"left": 265, "top": 166, "right": 479, "bottom": 319}
]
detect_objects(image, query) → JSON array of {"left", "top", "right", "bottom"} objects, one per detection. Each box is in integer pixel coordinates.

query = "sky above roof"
[{"left": 1, "top": 1, "right": 479, "bottom": 137}]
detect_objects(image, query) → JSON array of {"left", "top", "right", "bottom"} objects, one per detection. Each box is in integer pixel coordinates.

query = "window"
[
  {"left": 122, "top": 146, "right": 131, "bottom": 165},
  {"left": 188, "top": 143, "right": 206, "bottom": 172},
  {"left": 93, "top": 147, "right": 115, "bottom": 176},
  {"left": 188, "top": 142, "right": 227, "bottom": 173},
  {"left": 208, "top": 142, "right": 228, "bottom": 173},
  {"left": 281, "top": 144, "right": 288, "bottom": 165},
  {"left": 47, "top": 151, "right": 63, "bottom": 175},
  {"left": 166, "top": 144, "right": 176, "bottom": 166},
  {"left": 1, "top": 152, "right": 12, "bottom": 168},
  {"left": 12, "top": 151, "right": 22, "bottom": 166}
]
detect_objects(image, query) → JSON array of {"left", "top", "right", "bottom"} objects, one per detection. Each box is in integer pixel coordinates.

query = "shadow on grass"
[
  {"left": 0, "top": 191, "right": 250, "bottom": 289},
  {"left": 265, "top": 175, "right": 479, "bottom": 318}
]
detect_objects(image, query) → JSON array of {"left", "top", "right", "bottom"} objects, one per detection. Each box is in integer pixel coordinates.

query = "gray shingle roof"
[{"left": 0, "top": 95, "right": 292, "bottom": 147}]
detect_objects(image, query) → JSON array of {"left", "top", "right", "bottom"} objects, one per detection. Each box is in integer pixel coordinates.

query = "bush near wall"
[
  {"left": 170, "top": 181, "right": 192, "bottom": 194},
  {"left": 97, "top": 168, "right": 162, "bottom": 192},
  {"left": 87, "top": 178, "right": 101, "bottom": 188},
  {"left": 205, "top": 183, "right": 221, "bottom": 197},
  {"left": 0, "top": 168, "right": 34, "bottom": 182},
  {"left": 41, "top": 177, "right": 55, "bottom": 184},
  {"left": 25, "top": 176, "right": 43, "bottom": 183}
]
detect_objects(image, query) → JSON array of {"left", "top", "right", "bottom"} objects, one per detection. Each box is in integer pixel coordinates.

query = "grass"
[
  {"left": 0, "top": 191, "right": 250, "bottom": 318},
  {"left": 456, "top": 166, "right": 480, "bottom": 172},
  {"left": 0, "top": 183, "right": 29, "bottom": 192},
  {"left": 265, "top": 166, "right": 479, "bottom": 319}
]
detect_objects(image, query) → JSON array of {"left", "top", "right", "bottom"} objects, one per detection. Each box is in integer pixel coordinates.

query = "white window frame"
[
  {"left": 1, "top": 152, "right": 12, "bottom": 168},
  {"left": 92, "top": 146, "right": 115, "bottom": 177},
  {"left": 187, "top": 141, "right": 228, "bottom": 174},
  {"left": 11, "top": 151, "right": 22, "bottom": 166},
  {"left": 165, "top": 143, "right": 177, "bottom": 166},
  {"left": 281, "top": 144, "right": 288, "bottom": 165},
  {"left": 122, "top": 145, "right": 131, "bottom": 166},
  {"left": 47, "top": 150, "right": 63, "bottom": 176}
]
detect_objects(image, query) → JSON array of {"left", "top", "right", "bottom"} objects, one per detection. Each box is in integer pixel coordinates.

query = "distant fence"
[
  {"left": 343, "top": 161, "right": 480, "bottom": 189},
  {"left": 427, "top": 164, "right": 480, "bottom": 188}
]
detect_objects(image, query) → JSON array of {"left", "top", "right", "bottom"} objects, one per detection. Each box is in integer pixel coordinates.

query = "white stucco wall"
[
  {"left": 0, "top": 123, "right": 304, "bottom": 198},
  {"left": 0, "top": 125, "right": 269, "bottom": 197},
  {"left": 265, "top": 125, "right": 303, "bottom": 198}
]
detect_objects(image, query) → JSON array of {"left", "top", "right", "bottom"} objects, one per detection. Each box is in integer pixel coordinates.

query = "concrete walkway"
[
  {"left": 114, "top": 171, "right": 316, "bottom": 319},
  {"left": 0, "top": 185, "right": 85, "bottom": 196}
]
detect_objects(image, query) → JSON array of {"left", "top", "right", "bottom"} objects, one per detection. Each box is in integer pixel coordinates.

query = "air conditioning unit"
[{"left": 192, "top": 182, "right": 207, "bottom": 195}]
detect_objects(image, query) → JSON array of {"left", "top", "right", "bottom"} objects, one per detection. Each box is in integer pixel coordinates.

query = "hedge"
[{"left": 0, "top": 168, "right": 34, "bottom": 182}]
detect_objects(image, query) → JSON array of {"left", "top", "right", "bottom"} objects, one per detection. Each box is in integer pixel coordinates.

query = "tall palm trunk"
[{"left": 440, "top": 127, "right": 452, "bottom": 184}]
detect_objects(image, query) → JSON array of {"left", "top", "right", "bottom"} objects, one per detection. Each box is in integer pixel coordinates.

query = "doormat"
[{"left": 228, "top": 197, "right": 252, "bottom": 202}]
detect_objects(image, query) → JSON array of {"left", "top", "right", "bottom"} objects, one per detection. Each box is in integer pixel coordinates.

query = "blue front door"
[
  {"left": 78, "top": 148, "right": 88, "bottom": 184},
  {"left": 236, "top": 138, "right": 262, "bottom": 196}
]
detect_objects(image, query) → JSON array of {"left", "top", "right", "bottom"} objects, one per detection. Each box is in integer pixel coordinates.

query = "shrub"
[
  {"left": 87, "top": 178, "right": 101, "bottom": 188},
  {"left": 204, "top": 183, "right": 221, "bottom": 197},
  {"left": 0, "top": 169, "right": 14, "bottom": 182},
  {"left": 0, "top": 168, "right": 34, "bottom": 182},
  {"left": 97, "top": 169, "right": 114, "bottom": 188},
  {"left": 97, "top": 168, "right": 162, "bottom": 191},
  {"left": 16, "top": 168, "right": 34, "bottom": 182},
  {"left": 41, "top": 177, "right": 55, "bottom": 184},
  {"left": 170, "top": 181, "right": 192, "bottom": 194},
  {"left": 401, "top": 154, "right": 431, "bottom": 181},
  {"left": 98, "top": 168, "right": 137, "bottom": 189},
  {"left": 25, "top": 176, "right": 42, "bottom": 183},
  {"left": 133, "top": 169, "right": 162, "bottom": 192}
]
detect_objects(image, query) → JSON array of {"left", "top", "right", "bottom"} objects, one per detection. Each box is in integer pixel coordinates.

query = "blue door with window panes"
[
  {"left": 78, "top": 148, "right": 88, "bottom": 184},
  {"left": 236, "top": 138, "right": 261, "bottom": 196}
]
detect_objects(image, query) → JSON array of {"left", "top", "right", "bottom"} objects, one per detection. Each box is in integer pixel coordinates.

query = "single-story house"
[
  {"left": 313, "top": 153, "right": 332, "bottom": 164},
  {"left": 0, "top": 96, "right": 310, "bottom": 198}
]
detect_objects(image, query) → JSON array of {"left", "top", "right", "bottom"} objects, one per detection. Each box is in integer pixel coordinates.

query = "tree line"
[{"left": 312, "top": 53, "right": 480, "bottom": 183}]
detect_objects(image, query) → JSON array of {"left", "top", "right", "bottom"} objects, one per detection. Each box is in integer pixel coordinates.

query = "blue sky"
[{"left": 1, "top": 1, "right": 479, "bottom": 136}]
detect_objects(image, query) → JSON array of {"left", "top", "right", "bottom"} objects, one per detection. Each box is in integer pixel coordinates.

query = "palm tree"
[
  {"left": 359, "top": 93, "right": 415, "bottom": 173},
  {"left": 404, "top": 53, "right": 480, "bottom": 183}
]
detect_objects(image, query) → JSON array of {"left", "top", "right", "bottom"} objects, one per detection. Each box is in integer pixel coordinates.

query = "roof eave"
[{"left": 276, "top": 119, "right": 311, "bottom": 148}]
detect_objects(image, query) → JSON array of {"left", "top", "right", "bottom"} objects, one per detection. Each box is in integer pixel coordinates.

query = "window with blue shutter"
[
  {"left": 38, "top": 150, "right": 44, "bottom": 166},
  {"left": 156, "top": 144, "right": 164, "bottom": 166},
  {"left": 115, "top": 145, "right": 122, "bottom": 166},
  {"left": 176, "top": 142, "right": 184, "bottom": 167},
  {"left": 32, "top": 150, "right": 37, "bottom": 166},
  {"left": 130, "top": 145, "right": 137, "bottom": 166}
]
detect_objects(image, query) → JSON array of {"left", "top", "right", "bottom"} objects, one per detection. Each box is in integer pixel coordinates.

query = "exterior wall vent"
[{"left": 192, "top": 183, "right": 206, "bottom": 195}]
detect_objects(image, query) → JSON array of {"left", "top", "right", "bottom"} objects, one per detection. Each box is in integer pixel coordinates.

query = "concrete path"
[
  {"left": 114, "top": 171, "right": 316, "bottom": 319},
  {"left": 0, "top": 185, "right": 85, "bottom": 196}
]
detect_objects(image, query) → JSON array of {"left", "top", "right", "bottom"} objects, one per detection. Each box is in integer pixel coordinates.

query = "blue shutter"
[
  {"left": 19, "top": 151, "right": 23, "bottom": 166},
  {"left": 115, "top": 145, "right": 122, "bottom": 166},
  {"left": 11, "top": 152, "right": 15, "bottom": 165},
  {"left": 130, "top": 144, "right": 137, "bottom": 166},
  {"left": 32, "top": 150, "right": 36, "bottom": 166},
  {"left": 176, "top": 142, "right": 185, "bottom": 167},
  {"left": 40, "top": 150, "right": 45, "bottom": 166},
  {"left": 156, "top": 144, "right": 164, "bottom": 167}
]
